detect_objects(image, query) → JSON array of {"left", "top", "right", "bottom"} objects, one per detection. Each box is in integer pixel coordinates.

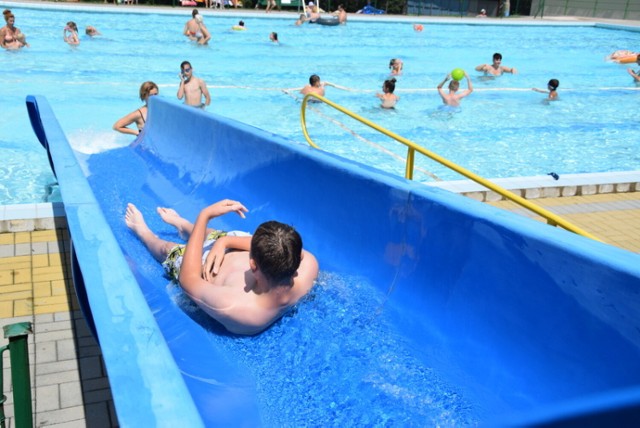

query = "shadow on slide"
[{"left": 27, "top": 95, "right": 640, "bottom": 426}]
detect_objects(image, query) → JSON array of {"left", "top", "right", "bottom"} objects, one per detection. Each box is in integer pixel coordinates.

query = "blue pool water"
[
  {"left": 89, "top": 141, "right": 477, "bottom": 425},
  {"left": 2, "top": 3, "right": 640, "bottom": 205}
]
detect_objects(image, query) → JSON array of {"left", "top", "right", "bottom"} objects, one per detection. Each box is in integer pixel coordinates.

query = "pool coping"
[
  {"left": 426, "top": 171, "right": 640, "bottom": 202},
  {"left": 2, "top": 171, "right": 638, "bottom": 231},
  {"left": 2, "top": 0, "right": 640, "bottom": 30}
]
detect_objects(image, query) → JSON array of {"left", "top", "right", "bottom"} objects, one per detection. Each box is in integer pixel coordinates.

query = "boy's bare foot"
[
  {"left": 125, "top": 203, "right": 152, "bottom": 239},
  {"left": 157, "top": 207, "right": 194, "bottom": 239}
]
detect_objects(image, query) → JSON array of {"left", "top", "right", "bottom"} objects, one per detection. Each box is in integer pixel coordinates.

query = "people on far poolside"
[
  {"left": 269, "top": 32, "right": 279, "bottom": 43},
  {"left": 389, "top": 58, "right": 403, "bottom": 76},
  {"left": 475, "top": 52, "right": 517, "bottom": 76},
  {"left": 266, "top": 0, "right": 277, "bottom": 13},
  {"left": 1, "top": 9, "right": 28, "bottom": 49},
  {"left": 532, "top": 78, "right": 559, "bottom": 100},
  {"left": 305, "top": 2, "right": 320, "bottom": 21},
  {"left": 334, "top": 4, "right": 347, "bottom": 24},
  {"left": 177, "top": 61, "right": 211, "bottom": 108},
  {"left": 627, "top": 55, "right": 640, "bottom": 82},
  {"left": 376, "top": 78, "right": 399, "bottom": 109},
  {"left": 477, "top": 8, "right": 487, "bottom": 17},
  {"left": 85, "top": 25, "right": 101, "bottom": 36},
  {"left": 437, "top": 72, "right": 473, "bottom": 107},
  {"left": 184, "top": 9, "right": 211, "bottom": 44},
  {"left": 63, "top": 21, "right": 80, "bottom": 45},
  {"left": 113, "top": 81, "right": 159, "bottom": 136}
]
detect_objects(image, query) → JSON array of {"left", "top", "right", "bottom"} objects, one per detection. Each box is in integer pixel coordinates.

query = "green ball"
[{"left": 451, "top": 68, "right": 465, "bottom": 81}]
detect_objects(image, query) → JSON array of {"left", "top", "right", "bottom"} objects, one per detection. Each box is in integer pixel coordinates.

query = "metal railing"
[{"left": 300, "top": 93, "right": 602, "bottom": 241}]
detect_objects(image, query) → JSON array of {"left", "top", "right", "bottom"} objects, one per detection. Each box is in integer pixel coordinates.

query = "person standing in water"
[{"left": 437, "top": 72, "right": 473, "bottom": 107}]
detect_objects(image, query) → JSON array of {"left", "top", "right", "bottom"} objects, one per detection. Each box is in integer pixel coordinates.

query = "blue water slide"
[{"left": 26, "top": 94, "right": 640, "bottom": 426}]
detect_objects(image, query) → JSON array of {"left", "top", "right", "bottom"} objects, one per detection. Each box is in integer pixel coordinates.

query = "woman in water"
[
  {"left": 1, "top": 9, "right": 27, "bottom": 50},
  {"left": 113, "top": 81, "right": 159, "bottom": 136},
  {"left": 389, "top": 58, "right": 403, "bottom": 76},
  {"left": 63, "top": 21, "right": 80, "bottom": 45},
  {"left": 376, "top": 78, "right": 399, "bottom": 109}
]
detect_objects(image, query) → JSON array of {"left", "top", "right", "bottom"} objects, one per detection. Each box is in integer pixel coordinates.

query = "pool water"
[
  {"left": 170, "top": 272, "right": 476, "bottom": 426},
  {"left": 2, "top": 4, "right": 640, "bottom": 204}
]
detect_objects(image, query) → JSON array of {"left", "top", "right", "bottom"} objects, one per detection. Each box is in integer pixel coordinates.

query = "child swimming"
[
  {"left": 376, "top": 78, "right": 399, "bottom": 109},
  {"left": 532, "top": 78, "right": 559, "bottom": 100}
]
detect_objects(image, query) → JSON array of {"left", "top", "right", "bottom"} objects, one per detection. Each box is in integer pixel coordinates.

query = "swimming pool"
[{"left": 2, "top": 3, "right": 639, "bottom": 205}]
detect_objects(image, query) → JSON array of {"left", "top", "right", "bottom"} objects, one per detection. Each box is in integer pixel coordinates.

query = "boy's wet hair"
[
  {"left": 251, "top": 221, "right": 303, "bottom": 284},
  {"left": 493, "top": 52, "right": 502, "bottom": 60},
  {"left": 548, "top": 79, "right": 559, "bottom": 90},
  {"left": 383, "top": 78, "right": 396, "bottom": 93}
]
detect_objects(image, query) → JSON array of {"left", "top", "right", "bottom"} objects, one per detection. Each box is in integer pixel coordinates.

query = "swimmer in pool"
[
  {"left": 295, "top": 13, "right": 308, "bottom": 25},
  {"left": 532, "top": 78, "right": 559, "bottom": 100},
  {"left": 475, "top": 52, "right": 517, "bottom": 76},
  {"left": 376, "top": 78, "right": 399, "bottom": 109},
  {"left": 124, "top": 200, "right": 319, "bottom": 335},
  {"left": 334, "top": 4, "right": 347, "bottom": 24},
  {"left": 177, "top": 61, "right": 211, "bottom": 108},
  {"left": 300, "top": 74, "right": 342, "bottom": 97},
  {"left": 607, "top": 50, "right": 639, "bottom": 62},
  {"left": 269, "top": 32, "right": 279, "bottom": 43},
  {"left": 113, "top": 81, "right": 159, "bottom": 136},
  {"left": 389, "top": 58, "right": 403, "bottom": 76},
  {"left": 627, "top": 55, "right": 640, "bottom": 82},
  {"left": 85, "top": 26, "right": 101, "bottom": 36},
  {"left": 437, "top": 71, "right": 473, "bottom": 107},
  {"left": 1, "top": 9, "right": 28, "bottom": 50},
  {"left": 183, "top": 9, "right": 210, "bottom": 45},
  {"left": 63, "top": 21, "right": 80, "bottom": 46}
]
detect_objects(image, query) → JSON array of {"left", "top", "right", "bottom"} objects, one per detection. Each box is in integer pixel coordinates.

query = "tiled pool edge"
[
  {"left": 426, "top": 171, "right": 640, "bottom": 202},
  {"left": 0, "top": 202, "right": 67, "bottom": 233}
]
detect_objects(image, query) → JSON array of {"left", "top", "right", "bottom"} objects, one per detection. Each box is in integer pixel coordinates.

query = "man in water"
[
  {"left": 183, "top": 9, "right": 210, "bottom": 45},
  {"left": 437, "top": 71, "right": 473, "bottom": 107},
  {"left": 177, "top": 61, "right": 211, "bottom": 108},
  {"left": 124, "top": 200, "right": 319, "bottom": 335},
  {"left": 475, "top": 52, "right": 517, "bottom": 76}
]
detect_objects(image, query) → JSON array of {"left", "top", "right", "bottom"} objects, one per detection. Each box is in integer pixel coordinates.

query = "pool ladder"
[{"left": 300, "top": 93, "right": 601, "bottom": 242}]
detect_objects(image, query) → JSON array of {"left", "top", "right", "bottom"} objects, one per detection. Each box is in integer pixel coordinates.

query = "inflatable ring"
[
  {"left": 413, "top": 24, "right": 423, "bottom": 32},
  {"left": 614, "top": 55, "right": 639, "bottom": 64},
  {"left": 232, "top": 26, "right": 246, "bottom": 31}
]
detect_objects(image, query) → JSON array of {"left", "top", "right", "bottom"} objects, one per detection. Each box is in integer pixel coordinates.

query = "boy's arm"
[
  {"left": 177, "top": 78, "right": 185, "bottom": 100},
  {"left": 203, "top": 235, "right": 252, "bottom": 281},
  {"left": 179, "top": 200, "right": 247, "bottom": 298}
]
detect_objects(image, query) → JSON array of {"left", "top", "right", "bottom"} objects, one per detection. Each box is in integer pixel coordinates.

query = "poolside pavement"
[{"left": 0, "top": 217, "right": 118, "bottom": 428}]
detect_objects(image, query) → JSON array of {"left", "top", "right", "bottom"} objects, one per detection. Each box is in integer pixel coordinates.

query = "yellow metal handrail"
[{"left": 300, "top": 93, "right": 601, "bottom": 241}]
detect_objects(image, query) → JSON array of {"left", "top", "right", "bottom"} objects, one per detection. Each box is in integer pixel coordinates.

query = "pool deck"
[{"left": 0, "top": 173, "right": 638, "bottom": 426}]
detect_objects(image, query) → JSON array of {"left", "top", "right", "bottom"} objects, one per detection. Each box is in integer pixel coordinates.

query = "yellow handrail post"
[
  {"left": 405, "top": 147, "right": 415, "bottom": 180},
  {"left": 299, "top": 93, "right": 602, "bottom": 242}
]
